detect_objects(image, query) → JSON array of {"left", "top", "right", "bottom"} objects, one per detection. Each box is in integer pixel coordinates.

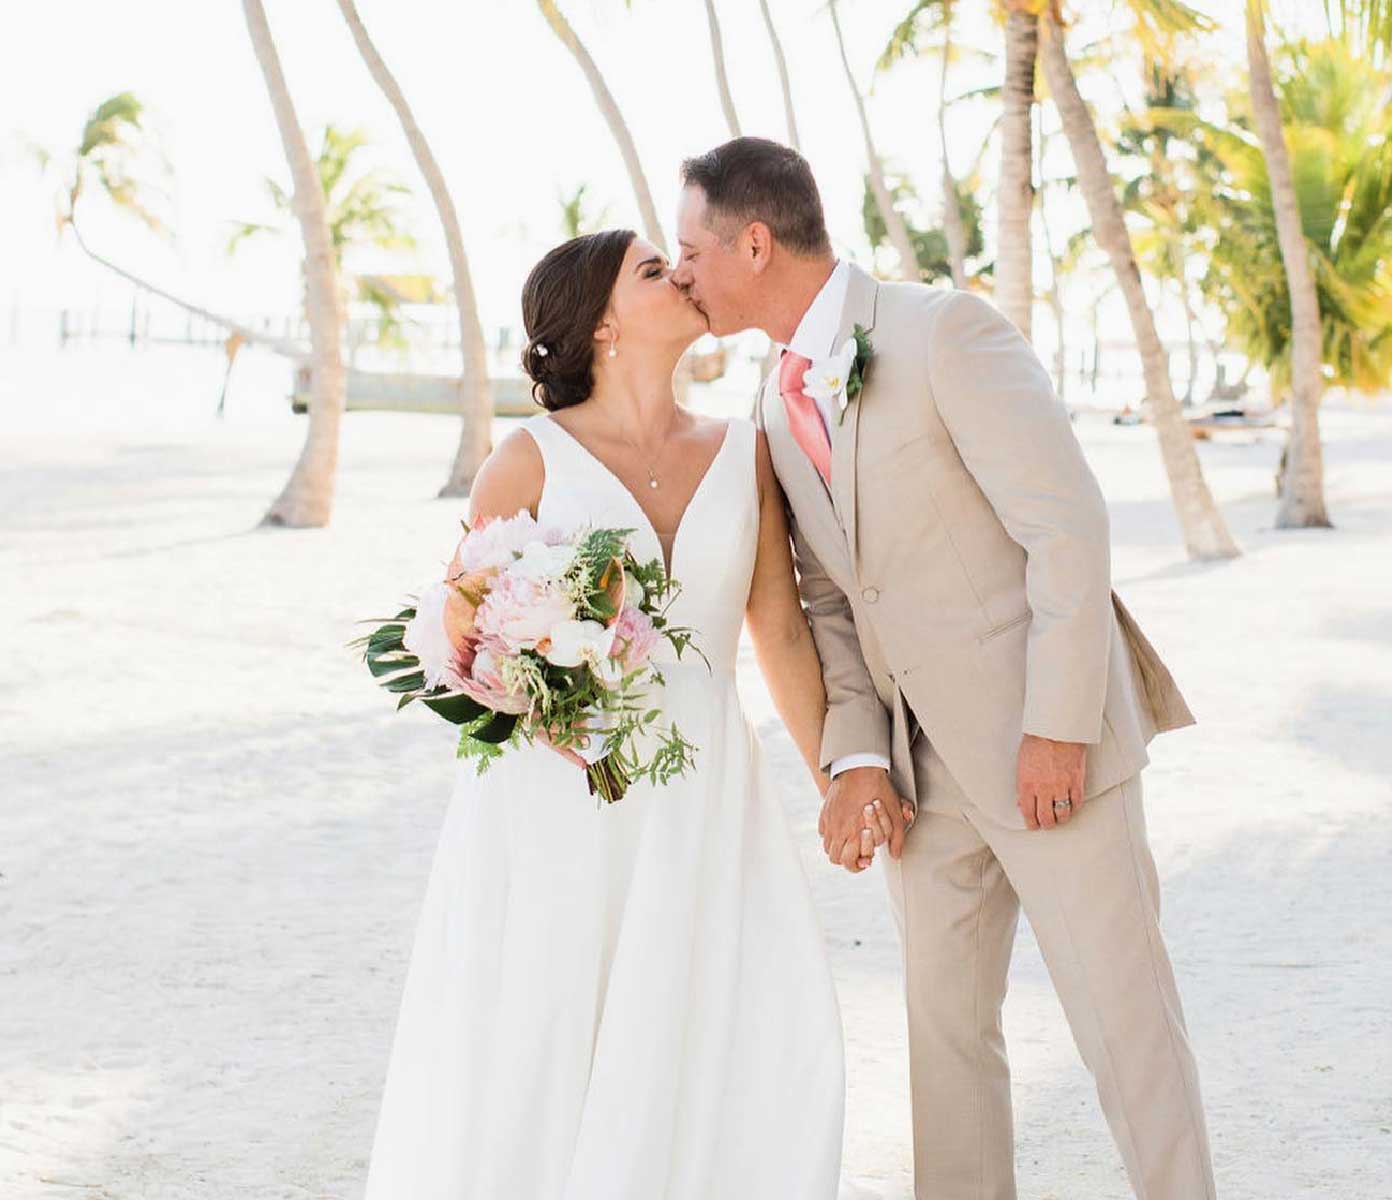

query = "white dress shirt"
[
  {"left": 779, "top": 259, "right": 892, "bottom": 781},
  {"left": 779, "top": 258, "right": 849, "bottom": 439}
]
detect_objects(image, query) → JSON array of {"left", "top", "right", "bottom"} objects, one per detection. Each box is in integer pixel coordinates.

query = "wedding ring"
[{"left": 1052, "top": 798, "right": 1072, "bottom": 813}]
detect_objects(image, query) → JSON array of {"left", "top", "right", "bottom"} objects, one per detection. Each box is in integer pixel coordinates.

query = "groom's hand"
[
  {"left": 821, "top": 767, "right": 913, "bottom": 868},
  {"left": 1016, "top": 734, "right": 1087, "bottom": 829}
]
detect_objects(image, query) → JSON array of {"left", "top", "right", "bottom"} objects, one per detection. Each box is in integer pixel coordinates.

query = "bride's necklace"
[{"left": 607, "top": 412, "right": 675, "bottom": 490}]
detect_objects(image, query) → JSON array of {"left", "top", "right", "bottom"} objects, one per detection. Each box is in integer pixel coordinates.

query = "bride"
[{"left": 363, "top": 230, "right": 887, "bottom": 1198}]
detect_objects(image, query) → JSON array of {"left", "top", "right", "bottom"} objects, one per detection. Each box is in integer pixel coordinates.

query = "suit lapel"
[
  {"left": 760, "top": 369, "right": 854, "bottom": 581},
  {"left": 826, "top": 263, "right": 879, "bottom": 572}
]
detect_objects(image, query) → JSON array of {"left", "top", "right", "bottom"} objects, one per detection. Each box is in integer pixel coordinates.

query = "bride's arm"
[
  {"left": 745, "top": 428, "right": 834, "bottom": 798},
  {"left": 462, "top": 428, "right": 586, "bottom": 768},
  {"left": 464, "top": 427, "right": 545, "bottom": 527}
]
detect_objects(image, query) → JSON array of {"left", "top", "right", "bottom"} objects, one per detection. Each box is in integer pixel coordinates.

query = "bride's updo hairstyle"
[{"left": 520, "top": 229, "right": 637, "bottom": 411}]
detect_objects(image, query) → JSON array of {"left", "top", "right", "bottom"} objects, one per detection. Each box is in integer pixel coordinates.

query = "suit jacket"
[{"left": 755, "top": 263, "right": 1195, "bottom": 825}]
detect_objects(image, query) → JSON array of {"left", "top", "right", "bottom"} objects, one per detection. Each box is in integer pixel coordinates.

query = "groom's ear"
[{"left": 745, "top": 221, "right": 774, "bottom": 275}]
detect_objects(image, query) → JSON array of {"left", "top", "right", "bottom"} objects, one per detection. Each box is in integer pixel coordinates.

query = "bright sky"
[{"left": 1, "top": 0, "right": 1324, "bottom": 343}]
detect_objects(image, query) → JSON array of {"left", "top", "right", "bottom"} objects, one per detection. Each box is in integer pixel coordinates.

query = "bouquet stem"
[{"left": 586, "top": 755, "right": 630, "bottom": 805}]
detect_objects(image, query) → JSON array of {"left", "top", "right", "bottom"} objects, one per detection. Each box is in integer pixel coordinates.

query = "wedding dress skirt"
[{"left": 362, "top": 414, "right": 845, "bottom": 1198}]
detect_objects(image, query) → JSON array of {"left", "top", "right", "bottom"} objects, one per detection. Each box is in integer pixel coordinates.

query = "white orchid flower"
[
  {"left": 543, "top": 618, "right": 617, "bottom": 669},
  {"left": 801, "top": 338, "right": 858, "bottom": 408},
  {"left": 511, "top": 539, "right": 577, "bottom": 582}
]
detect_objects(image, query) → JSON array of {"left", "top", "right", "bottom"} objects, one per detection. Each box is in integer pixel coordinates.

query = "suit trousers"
[{"left": 881, "top": 736, "right": 1217, "bottom": 1200}]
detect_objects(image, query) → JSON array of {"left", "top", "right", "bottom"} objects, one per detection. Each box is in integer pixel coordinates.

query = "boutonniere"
[{"left": 801, "top": 324, "right": 875, "bottom": 425}]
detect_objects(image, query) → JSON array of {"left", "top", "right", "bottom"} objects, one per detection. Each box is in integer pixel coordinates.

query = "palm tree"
[
  {"left": 879, "top": 0, "right": 1040, "bottom": 319},
  {"left": 702, "top": 0, "right": 742, "bottom": 137},
  {"left": 1158, "top": 40, "right": 1392, "bottom": 420},
  {"left": 241, "top": 0, "right": 346, "bottom": 529},
  {"left": 829, "top": 0, "right": 921, "bottom": 280},
  {"left": 559, "top": 182, "right": 611, "bottom": 238},
  {"left": 228, "top": 125, "right": 416, "bottom": 335},
  {"left": 538, "top": 0, "right": 667, "bottom": 254},
  {"left": 1118, "top": 61, "right": 1211, "bottom": 405},
  {"left": 1034, "top": 107, "right": 1071, "bottom": 398},
  {"left": 44, "top": 92, "right": 305, "bottom": 361},
  {"left": 1038, "top": 3, "right": 1239, "bottom": 560},
  {"left": 1323, "top": 0, "right": 1392, "bottom": 64},
  {"left": 335, "top": 0, "right": 493, "bottom": 498},
  {"left": 997, "top": 1, "right": 1041, "bottom": 336},
  {"left": 758, "top": 0, "right": 801, "bottom": 149},
  {"left": 1245, "top": 1, "right": 1331, "bottom": 527},
  {"left": 861, "top": 168, "right": 985, "bottom": 283},
  {"left": 878, "top": 0, "right": 972, "bottom": 287}
]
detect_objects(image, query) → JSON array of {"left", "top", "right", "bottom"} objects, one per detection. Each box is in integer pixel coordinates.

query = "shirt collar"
[{"left": 782, "top": 258, "right": 850, "bottom": 360}]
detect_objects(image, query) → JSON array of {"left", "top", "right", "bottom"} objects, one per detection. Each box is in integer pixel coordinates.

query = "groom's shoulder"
[
  {"left": 876, "top": 280, "right": 986, "bottom": 319},
  {"left": 874, "top": 284, "right": 1009, "bottom": 348}
]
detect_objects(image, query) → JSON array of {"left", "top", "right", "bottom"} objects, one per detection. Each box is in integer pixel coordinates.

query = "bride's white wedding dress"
[{"left": 363, "top": 411, "right": 845, "bottom": 1199}]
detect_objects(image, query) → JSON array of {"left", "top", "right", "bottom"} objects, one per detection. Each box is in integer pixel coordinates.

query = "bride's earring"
[{"left": 608, "top": 338, "right": 618, "bottom": 359}]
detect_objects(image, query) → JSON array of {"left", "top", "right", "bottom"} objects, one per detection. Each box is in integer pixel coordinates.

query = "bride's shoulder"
[{"left": 466, "top": 423, "right": 544, "bottom": 526}]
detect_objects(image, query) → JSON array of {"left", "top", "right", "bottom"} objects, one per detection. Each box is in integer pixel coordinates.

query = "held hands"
[
  {"left": 1016, "top": 733, "right": 1088, "bottom": 829},
  {"left": 818, "top": 766, "right": 915, "bottom": 873}
]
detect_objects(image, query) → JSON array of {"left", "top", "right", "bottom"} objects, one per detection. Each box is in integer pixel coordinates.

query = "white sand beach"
[{"left": 2, "top": 384, "right": 1390, "bottom": 1198}]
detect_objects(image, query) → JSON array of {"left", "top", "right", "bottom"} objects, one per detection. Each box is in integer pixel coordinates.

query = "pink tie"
[{"left": 778, "top": 350, "right": 832, "bottom": 487}]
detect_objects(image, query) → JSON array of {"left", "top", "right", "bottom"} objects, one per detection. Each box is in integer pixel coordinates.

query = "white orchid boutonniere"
[{"left": 801, "top": 324, "right": 875, "bottom": 424}]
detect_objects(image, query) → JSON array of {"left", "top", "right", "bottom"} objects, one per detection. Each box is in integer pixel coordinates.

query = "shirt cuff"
[{"left": 829, "top": 752, "right": 892, "bottom": 778}]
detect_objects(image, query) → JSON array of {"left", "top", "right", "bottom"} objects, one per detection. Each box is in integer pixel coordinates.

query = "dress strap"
[
  {"left": 521, "top": 411, "right": 566, "bottom": 473},
  {"left": 733, "top": 415, "right": 758, "bottom": 514}
]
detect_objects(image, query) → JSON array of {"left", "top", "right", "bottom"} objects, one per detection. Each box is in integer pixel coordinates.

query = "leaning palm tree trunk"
[
  {"left": 997, "top": 6, "right": 1037, "bottom": 337},
  {"left": 538, "top": 0, "right": 667, "bottom": 254},
  {"left": 66, "top": 220, "right": 306, "bottom": 360},
  {"left": 939, "top": 0, "right": 968, "bottom": 288},
  {"left": 830, "top": 0, "right": 919, "bottom": 280},
  {"left": 1039, "top": 12, "right": 1238, "bottom": 560},
  {"left": 703, "top": 0, "right": 741, "bottom": 138},
  {"left": 336, "top": 0, "right": 492, "bottom": 498},
  {"left": 242, "top": 0, "right": 346, "bottom": 529},
  {"left": 758, "top": 0, "right": 801, "bottom": 149},
  {"left": 1247, "top": 0, "right": 1331, "bottom": 528}
]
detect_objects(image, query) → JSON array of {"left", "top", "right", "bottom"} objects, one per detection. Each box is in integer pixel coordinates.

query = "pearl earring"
[{"left": 608, "top": 341, "right": 618, "bottom": 359}]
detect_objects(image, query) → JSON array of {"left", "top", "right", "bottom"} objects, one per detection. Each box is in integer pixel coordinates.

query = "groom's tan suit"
[{"left": 756, "top": 262, "right": 1217, "bottom": 1200}]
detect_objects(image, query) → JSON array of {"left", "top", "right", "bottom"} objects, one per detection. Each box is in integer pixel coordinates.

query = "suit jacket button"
[{"left": 861, "top": 586, "right": 880, "bottom": 603}]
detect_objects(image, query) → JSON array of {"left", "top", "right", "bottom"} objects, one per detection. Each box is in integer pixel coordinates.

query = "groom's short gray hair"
[{"left": 680, "top": 137, "right": 832, "bottom": 257}]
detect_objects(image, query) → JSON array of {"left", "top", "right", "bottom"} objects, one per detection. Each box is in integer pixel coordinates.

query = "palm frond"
[{"left": 876, "top": 0, "right": 949, "bottom": 72}]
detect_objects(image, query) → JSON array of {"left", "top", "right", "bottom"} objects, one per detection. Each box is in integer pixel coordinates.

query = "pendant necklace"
[{"left": 610, "top": 412, "right": 672, "bottom": 490}]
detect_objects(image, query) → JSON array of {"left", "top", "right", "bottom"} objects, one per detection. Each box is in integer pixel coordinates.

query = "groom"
[{"left": 673, "top": 137, "right": 1217, "bottom": 1200}]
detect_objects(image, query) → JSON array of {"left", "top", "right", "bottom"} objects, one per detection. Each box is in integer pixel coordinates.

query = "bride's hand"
[
  {"left": 862, "top": 798, "right": 895, "bottom": 848},
  {"left": 856, "top": 826, "right": 874, "bottom": 871},
  {"left": 533, "top": 723, "right": 590, "bottom": 769}
]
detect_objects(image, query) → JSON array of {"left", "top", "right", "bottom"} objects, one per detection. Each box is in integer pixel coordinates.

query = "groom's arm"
[
  {"left": 754, "top": 374, "right": 891, "bottom": 771},
  {"left": 925, "top": 290, "right": 1113, "bottom": 746},
  {"left": 786, "top": 510, "right": 892, "bottom": 770}
]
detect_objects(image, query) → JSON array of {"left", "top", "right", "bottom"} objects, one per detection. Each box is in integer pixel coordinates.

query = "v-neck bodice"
[{"left": 522, "top": 411, "right": 759, "bottom": 675}]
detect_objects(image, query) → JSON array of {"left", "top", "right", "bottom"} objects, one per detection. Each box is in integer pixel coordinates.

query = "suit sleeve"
[
  {"left": 790, "top": 511, "right": 893, "bottom": 768},
  {"left": 756, "top": 373, "right": 892, "bottom": 769},
  {"left": 927, "top": 291, "right": 1113, "bottom": 744}
]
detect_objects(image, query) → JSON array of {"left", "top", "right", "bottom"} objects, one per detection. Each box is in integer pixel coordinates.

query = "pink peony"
[
  {"left": 474, "top": 570, "right": 575, "bottom": 655},
  {"left": 454, "top": 509, "right": 578, "bottom": 573},
  {"left": 610, "top": 604, "right": 660, "bottom": 672}
]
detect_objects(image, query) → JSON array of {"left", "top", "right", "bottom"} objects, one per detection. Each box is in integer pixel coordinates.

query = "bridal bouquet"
[{"left": 352, "top": 510, "right": 704, "bottom": 804}]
